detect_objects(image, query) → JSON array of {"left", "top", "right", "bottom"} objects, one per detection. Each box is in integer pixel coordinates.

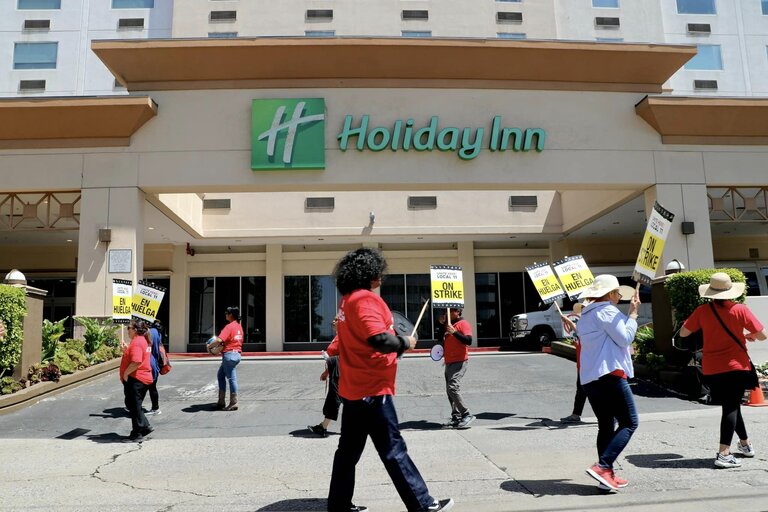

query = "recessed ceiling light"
[
  {"left": 148, "top": 227, "right": 155, "bottom": 230},
  {"left": 66, "top": 239, "right": 73, "bottom": 242},
  {"left": 612, "top": 221, "right": 620, "bottom": 225}
]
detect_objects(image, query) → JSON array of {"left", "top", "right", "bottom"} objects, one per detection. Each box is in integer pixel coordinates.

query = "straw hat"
[
  {"left": 698, "top": 272, "right": 745, "bottom": 300},
  {"left": 579, "top": 274, "right": 621, "bottom": 299}
]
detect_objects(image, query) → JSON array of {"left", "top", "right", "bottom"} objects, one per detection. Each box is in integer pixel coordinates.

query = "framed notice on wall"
[{"left": 108, "top": 249, "right": 132, "bottom": 274}]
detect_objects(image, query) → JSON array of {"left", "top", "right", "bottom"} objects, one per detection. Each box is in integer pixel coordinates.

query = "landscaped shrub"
[
  {"left": 665, "top": 268, "right": 746, "bottom": 327},
  {"left": 74, "top": 317, "right": 120, "bottom": 354},
  {"left": 28, "top": 362, "right": 62, "bottom": 384},
  {"left": 0, "top": 376, "right": 23, "bottom": 395},
  {"left": 41, "top": 317, "right": 68, "bottom": 363},
  {"left": 91, "top": 344, "right": 121, "bottom": 364},
  {"left": 54, "top": 339, "right": 90, "bottom": 375},
  {"left": 0, "top": 285, "right": 27, "bottom": 378},
  {"left": 633, "top": 325, "right": 655, "bottom": 365}
]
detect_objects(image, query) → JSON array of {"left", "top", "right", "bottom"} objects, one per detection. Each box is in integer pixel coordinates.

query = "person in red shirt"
[
  {"left": 120, "top": 319, "right": 154, "bottom": 442},
  {"left": 680, "top": 272, "right": 767, "bottom": 469},
  {"left": 327, "top": 248, "right": 454, "bottom": 512},
  {"left": 214, "top": 306, "right": 244, "bottom": 411},
  {"left": 440, "top": 308, "right": 474, "bottom": 429}
]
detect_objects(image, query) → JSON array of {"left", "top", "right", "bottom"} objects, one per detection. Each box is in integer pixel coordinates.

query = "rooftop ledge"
[
  {"left": 636, "top": 95, "right": 768, "bottom": 145},
  {"left": 91, "top": 37, "right": 696, "bottom": 93},
  {"left": 0, "top": 96, "right": 157, "bottom": 149}
]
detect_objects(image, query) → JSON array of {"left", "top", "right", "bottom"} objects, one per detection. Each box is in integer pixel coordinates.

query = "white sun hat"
[
  {"left": 698, "top": 272, "right": 745, "bottom": 300},
  {"left": 579, "top": 274, "right": 621, "bottom": 299}
]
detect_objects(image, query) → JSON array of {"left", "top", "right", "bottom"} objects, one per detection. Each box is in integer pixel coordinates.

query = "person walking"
[
  {"left": 214, "top": 306, "right": 244, "bottom": 411},
  {"left": 679, "top": 272, "right": 767, "bottom": 468},
  {"left": 327, "top": 248, "right": 453, "bottom": 512},
  {"left": 441, "top": 308, "right": 474, "bottom": 429},
  {"left": 560, "top": 302, "right": 588, "bottom": 423},
  {"left": 146, "top": 320, "right": 164, "bottom": 416},
  {"left": 577, "top": 275, "right": 640, "bottom": 491},
  {"left": 120, "top": 320, "right": 154, "bottom": 442},
  {"left": 309, "top": 320, "right": 342, "bottom": 437}
]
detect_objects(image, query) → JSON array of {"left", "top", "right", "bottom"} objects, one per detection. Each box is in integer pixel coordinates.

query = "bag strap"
[{"left": 709, "top": 302, "right": 750, "bottom": 357}]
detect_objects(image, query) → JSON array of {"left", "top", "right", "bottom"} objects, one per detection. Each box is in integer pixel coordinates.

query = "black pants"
[
  {"left": 706, "top": 370, "right": 750, "bottom": 446},
  {"left": 148, "top": 379, "right": 159, "bottom": 410},
  {"left": 572, "top": 373, "right": 587, "bottom": 416},
  {"left": 123, "top": 377, "right": 151, "bottom": 437},
  {"left": 322, "top": 378, "right": 341, "bottom": 421}
]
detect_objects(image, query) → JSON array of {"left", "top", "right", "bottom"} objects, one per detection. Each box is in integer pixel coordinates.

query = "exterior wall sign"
[{"left": 251, "top": 98, "right": 546, "bottom": 170}]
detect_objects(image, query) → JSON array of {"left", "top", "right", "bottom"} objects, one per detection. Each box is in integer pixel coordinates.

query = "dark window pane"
[
  {"left": 214, "top": 277, "right": 240, "bottom": 333},
  {"left": 499, "top": 272, "right": 524, "bottom": 339},
  {"left": 285, "top": 276, "right": 310, "bottom": 342},
  {"left": 311, "top": 276, "right": 338, "bottom": 342},
  {"left": 406, "top": 274, "right": 432, "bottom": 340},
  {"left": 475, "top": 273, "right": 500, "bottom": 339},
  {"left": 744, "top": 272, "right": 761, "bottom": 297},
  {"left": 189, "top": 277, "right": 214, "bottom": 344},
  {"left": 147, "top": 278, "right": 170, "bottom": 340},
  {"left": 380, "top": 274, "right": 405, "bottom": 314},
  {"left": 241, "top": 276, "right": 266, "bottom": 343}
]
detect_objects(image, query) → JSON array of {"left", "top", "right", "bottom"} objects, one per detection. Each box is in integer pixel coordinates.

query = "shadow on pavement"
[
  {"left": 625, "top": 453, "right": 713, "bottom": 469},
  {"left": 475, "top": 412, "right": 516, "bottom": 421},
  {"left": 399, "top": 420, "right": 444, "bottom": 430},
  {"left": 56, "top": 427, "right": 91, "bottom": 440},
  {"left": 501, "top": 479, "right": 604, "bottom": 496},
  {"left": 289, "top": 428, "right": 338, "bottom": 438},
  {"left": 86, "top": 432, "right": 127, "bottom": 444},
  {"left": 181, "top": 403, "right": 219, "bottom": 413},
  {"left": 89, "top": 407, "right": 129, "bottom": 419},
  {"left": 255, "top": 498, "right": 326, "bottom": 511},
  {"left": 629, "top": 379, "right": 686, "bottom": 399}
]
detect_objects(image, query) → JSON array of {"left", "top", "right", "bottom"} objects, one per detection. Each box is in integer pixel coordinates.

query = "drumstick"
[{"left": 411, "top": 299, "right": 431, "bottom": 337}]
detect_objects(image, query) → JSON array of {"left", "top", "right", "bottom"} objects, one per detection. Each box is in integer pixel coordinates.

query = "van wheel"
[{"left": 532, "top": 327, "right": 554, "bottom": 346}]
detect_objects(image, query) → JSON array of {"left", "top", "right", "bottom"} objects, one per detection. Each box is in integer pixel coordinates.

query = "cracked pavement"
[{"left": 2, "top": 351, "right": 768, "bottom": 511}]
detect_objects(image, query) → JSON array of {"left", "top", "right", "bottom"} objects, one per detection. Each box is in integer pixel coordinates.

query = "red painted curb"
[{"left": 169, "top": 346, "right": 505, "bottom": 359}]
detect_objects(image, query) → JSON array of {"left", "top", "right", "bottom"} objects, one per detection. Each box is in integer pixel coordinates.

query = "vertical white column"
[
  {"left": 457, "top": 241, "right": 477, "bottom": 346},
  {"left": 169, "top": 244, "right": 188, "bottom": 353},
  {"left": 265, "top": 244, "right": 283, "bottom": 352}
]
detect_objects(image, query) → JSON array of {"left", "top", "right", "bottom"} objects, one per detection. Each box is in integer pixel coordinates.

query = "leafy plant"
[
  {"left": 90, "top": 344, "right": 120, "bottom": 365},
  {"left": 0, "top": 285, "right": 27, "bottom": 378},
  {"left": 665, "top": 268, "right": 747, "bottom": 328},
  {"left": 53, "top": 339, "right": 90, "bottom": 375},
  {"left": 0, "top": 376, "right": 23, "bottom": 395},
  {"left": 28, "top": 362, "right": 62, "bottom": 383},
  {"left": 41, "top": 317, "right": 68, "bottom": 363},
  {"left": 74, "top": 317, "right": 120, "bottom": 355},
  {"left": 633, "top": 325, "right": 655, "bottom": 365},
  {"left": 645, "top": 352, "right": 667, "bottom": 374}
]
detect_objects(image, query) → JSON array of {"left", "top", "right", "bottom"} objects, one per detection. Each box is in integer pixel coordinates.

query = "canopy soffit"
[
  {"left": 91, "top": 37, "right": 696, "bottom": 93},
  {"left": 636, "top": 95, "right": 768, "bottom": 145}
]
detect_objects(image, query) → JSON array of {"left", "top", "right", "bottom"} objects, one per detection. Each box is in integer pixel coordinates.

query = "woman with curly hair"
[{"left": 327, "top": 248, "right": 453, "bottom": 512}]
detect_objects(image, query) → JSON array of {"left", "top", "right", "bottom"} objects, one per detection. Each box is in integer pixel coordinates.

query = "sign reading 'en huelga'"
[
  {"left": 430, "top": 265, "right": 464, "bottom": 309},
  {"left": 525, "top": 262, "right": 566, "bottom": 304},
  {"left": 131, "top": 281, "right": 166, "bottom": 323},
  {"left": 633, "top": 201, "right": 675, "bottom": 285},
  {"left": 552, "top": 255, "right": 594, "bottom": 300},
  {"left": 112, "top": 279, "right": 132, "bottom": 324}
]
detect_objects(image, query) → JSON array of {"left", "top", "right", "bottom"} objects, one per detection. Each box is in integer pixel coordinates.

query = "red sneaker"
[
  {"left": 586, "top": 464, "right": 619, "bottom": 491},
  {"left": 611, "top": 471, "right": 628, "bottom": 488}
]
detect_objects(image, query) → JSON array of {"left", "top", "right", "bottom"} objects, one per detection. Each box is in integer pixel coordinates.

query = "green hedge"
[
  {"left": 664, "top": 268, "right": 747, "bottom": 327},
  {"left": 0, "top": 285, "right": 27, "bottom": 377}
]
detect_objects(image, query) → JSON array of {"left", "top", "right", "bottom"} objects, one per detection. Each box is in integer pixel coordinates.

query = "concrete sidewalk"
[{"left": 1, "top": 353, "right": 767, "bottom": 511}]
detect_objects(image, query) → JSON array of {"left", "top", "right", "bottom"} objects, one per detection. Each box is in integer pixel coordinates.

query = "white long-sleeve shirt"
[{"left": 577, "top": 301, "right": 638, "bottom": 385}]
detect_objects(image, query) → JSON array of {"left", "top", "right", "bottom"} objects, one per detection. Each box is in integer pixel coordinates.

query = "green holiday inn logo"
[{"left": 251, "top": 98, "right": 326, "bottom": 170}]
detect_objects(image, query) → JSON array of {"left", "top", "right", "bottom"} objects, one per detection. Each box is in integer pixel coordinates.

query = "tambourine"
[
  {"left": 430, "top": 344, "right": 444, "bottom": 362},
  {"left": 206, "top": 336, "right": 224, "bottom": 355}
]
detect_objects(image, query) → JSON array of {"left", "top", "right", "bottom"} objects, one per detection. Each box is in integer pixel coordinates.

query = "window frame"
[
  {"left": 675, "top": 0, "right": 716, "bottom": 15},
  {"left": 111, "top": 0, "right": 155, "bottom": 8},
  {"left": 683, "top": 44, "right": 723, "bottom": 70},
  {"left": 17, "top": 0, "right": 61, "bottom": 9},
  {"left": 13, "top": 41, "right": 58, "bottom": 70},
  {"left": 592, "top": 0, "right": 619, "bottom": 8}
]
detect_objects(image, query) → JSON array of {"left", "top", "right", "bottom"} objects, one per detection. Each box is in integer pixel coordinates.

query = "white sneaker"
[
  {"left": 714, "top": 452, "right": 742, "bottom": 468},
  {"left": 736, "top": 441, "right": 755, "bottom": 457},
  {"left": 146, "top": 409, "right": 161, "bottom": 416}
]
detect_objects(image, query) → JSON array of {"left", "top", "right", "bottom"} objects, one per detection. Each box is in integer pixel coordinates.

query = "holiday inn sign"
[{"left": 251, "top": 98, "right": 547, "bottom": 170}]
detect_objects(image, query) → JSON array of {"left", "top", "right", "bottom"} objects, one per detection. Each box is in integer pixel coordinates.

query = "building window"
[
  {"left": 496, "top": 0, "right": 522, "bottom": 2},
  {"left": 676, "top": 0, "right": 716, "bottom": 15},
  {"left": 305, "top": 30, "right": 336, "bottom": 36},
  {"left": 596, "top": 37, "right": 624, "bottom": 42},
  {"left": 762, "top": 0, "right": 768, "bottom": 15},
  {"left": 593, "top": 0, "right": 619, "bottom": 7},
  {"left": 13, "top": 42, "right": 57, "bottom": 69},
  {"left": 684, "top": 44, "right": 723, "bottom": 70},
  {"left": 380, "top": 274, "right": 434, "bottom": 341},
  {"left": 112, "top": 0, "right": 154, "bottom": 8},
  {"left": 497, "top": 32, "right": 526, "bottom": 39},
  {"left": 401, "top": 30, "right": 432, "bottom": 37},
  {"left": 208, "top": 32, "right": 238, "bottom": 38},
  {"left": 284, "top": 276, "right": 338, "bottom": 343},
  {"left": 18, "top": 0, "right": 60, "bottom": 8}
]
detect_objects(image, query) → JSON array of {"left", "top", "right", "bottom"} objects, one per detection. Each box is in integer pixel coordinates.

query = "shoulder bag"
[{"left": 709, "top": 302, "right": 759, "bottom": 389}]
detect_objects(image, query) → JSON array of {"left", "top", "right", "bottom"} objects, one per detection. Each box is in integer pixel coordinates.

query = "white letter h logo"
[{"left": 257, "top": 102, "right": 324, "bottom": 164}]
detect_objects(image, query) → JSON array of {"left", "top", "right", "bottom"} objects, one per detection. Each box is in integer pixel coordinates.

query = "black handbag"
[{"left": 709, "top": 303, "right": 759, "bottom": 389}]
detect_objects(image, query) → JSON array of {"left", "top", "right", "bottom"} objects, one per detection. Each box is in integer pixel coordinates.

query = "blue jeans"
[
  {"left": 328, "top": 395, "right": 434, "bottom": 512},
  {"left": 583, "top": 374, "right": 639, "bottom": 469},
  {"left": 217, "top": 352, "right": 241, "bottom": 394}
]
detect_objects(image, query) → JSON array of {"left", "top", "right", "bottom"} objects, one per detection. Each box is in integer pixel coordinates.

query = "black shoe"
[
  {"left": 418, "top": 498, "right": 454, "bottom": 512},
  {"left": 139, "top": 426, "right": 154, "bottom": 436},
  {"left": 350, "top": 506, "right": 368, "bottom": 512},
  {"left": 308, "top": 424, "right": 328, "bottom": 437},
  {"left": 124, "top": 434, "right": 144, "bottom": 443}
]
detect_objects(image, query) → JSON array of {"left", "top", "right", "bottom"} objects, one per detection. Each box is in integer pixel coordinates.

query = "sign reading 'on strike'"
[
  {"left": 430, "top": 265, "right": 464, "bottom": 309},
  {"left": 131, "top": 281, "right": 166, "bottom": 323},
  {"left": 633, "top": 201, "right": 675, "bottom": 285}
]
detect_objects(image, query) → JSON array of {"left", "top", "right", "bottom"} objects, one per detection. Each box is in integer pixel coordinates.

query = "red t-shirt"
[
  {"left": 119, "top": 335, "right": 153, "bottom": 385},
  {"left": 444, "top": 318, "right": 472, "bottom": 363},
  {"left": 326, "top": 336, "right": 340, "bottom": 357},
  {"left": 218, "top": 321, "right": 244, "bottom": 353},
  {"left": 683, "top": 301, "right": 764, "bottom": 375},
  {"left": 336, "top": 289, "right": 398, "bottom": 401}
]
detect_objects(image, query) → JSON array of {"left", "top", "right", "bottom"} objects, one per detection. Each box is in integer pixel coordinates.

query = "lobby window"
[
  {"left": 762, "top": 0, "right": 768, "bottom": 15},
  {"left": 284, "top": 275, "right": 338, "bottom": 343},
  {"left": 593, "top": 0, "right": 619, "bottom": 7},
  {"left": 684, "top": 44, "right": 722, "bottom": 70},
  {"left": 208, "top": 32, "right": 238, "bottom": 38},
  {"left": 497, "top": 32, "right": 526, "bottom": 39},
  {"left": 112, "top": 0, "right": 154, "bottom": 7},
  {"left": 18, "top": 0, "right": 60, "bottom": 8},
  {"left": 401, "top": 30, "right": 432, "bottom": 37},
  {"left": 305, "top": 30, "right": 336, "bottom": 36},
  {"left": 380, "top": 274, "right": 433, "bottom": 341},
  {"left": 676, "top": 0, "right": 716, "bottom": 15},
  {"left": 13, "top": 42, "right": 57, "bottom": 69}
]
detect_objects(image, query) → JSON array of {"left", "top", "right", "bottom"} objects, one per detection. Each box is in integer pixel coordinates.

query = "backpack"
[{"left": 158, "top": 342, "right": 172, "bottom": 375}]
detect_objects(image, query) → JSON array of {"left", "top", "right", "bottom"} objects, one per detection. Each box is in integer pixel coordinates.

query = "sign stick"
[{"left": 411, "top": 299, "right": 431, "bottom": 337}]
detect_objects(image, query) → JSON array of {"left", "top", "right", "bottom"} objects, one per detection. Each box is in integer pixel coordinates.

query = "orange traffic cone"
[{"left": 746, "top": 386, "right": 768, "bottom": 407}]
